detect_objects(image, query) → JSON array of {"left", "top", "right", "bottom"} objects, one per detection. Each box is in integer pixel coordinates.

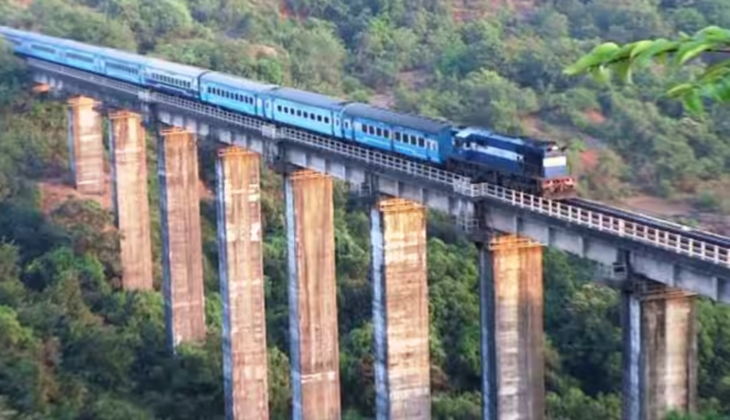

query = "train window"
[
  {"left": 383, "top": 129, "right": 390, "bottom": 139},
  {"left": 277, "top": 105, "right": 282, "bottom": 112},
  {"left": 344, "top": 120, "right": 351, "bottom": 129},
  {"left": 324, "top": 117, "right": 330, "bottom": 124},
  {"left": 67, "top": 52, "right": 92, "bottom": 63},
  {"left": 296, "top": 110, "right": 302, "bottom": 117},
  {"left": 418, "top": 138, "right": 425, "bottom": 147},
  {"left": 376, "top": 128, "right": 382, "bottom": 137},
  {"left": 32, "top": 44, "right": 56, "bottom": 54},
  {"left": 317, "top": 115, "right": 322, "bottom": 122}
]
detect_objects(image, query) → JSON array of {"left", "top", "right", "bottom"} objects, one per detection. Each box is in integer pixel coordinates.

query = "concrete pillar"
[
  {"left": 157, "top": 127, "right": 206, "bottom": 350},
  {"left": 108, "top": 111, "right": 153, "bottom": 291},
  {"left": 479, "top": 234, "right": 544, "bottom": 420},
  {"left": 216, "top": 147, "right": 269, "bottom": 420},
  {"left": 370, "top": 198, "right": 431, "bottom": 420},
  {"left": 622, "top": 280, "right": 697, "bottom": 420},
  {"left": 67, "top": 96, "right": 105, "bottom": 194},
  {"left": 285, "top": 169, "right": 341, "bottom": 420}
]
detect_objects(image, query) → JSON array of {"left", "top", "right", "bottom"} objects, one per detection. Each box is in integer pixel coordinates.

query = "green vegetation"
[
  {"left": 565, "top": 25, "right": 730, "bottom": 116},
  {"left": 0, "top": 0, "right": 729, "bottom": 418}
]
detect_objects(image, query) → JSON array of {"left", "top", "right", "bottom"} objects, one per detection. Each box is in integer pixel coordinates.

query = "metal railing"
[{"left": 469, "top": 183, "right": 730, "bottom": 267}]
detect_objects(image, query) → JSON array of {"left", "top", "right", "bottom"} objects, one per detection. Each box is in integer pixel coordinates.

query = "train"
[{"left": 0, "top": 26, "right": 576, "bottom": 199}]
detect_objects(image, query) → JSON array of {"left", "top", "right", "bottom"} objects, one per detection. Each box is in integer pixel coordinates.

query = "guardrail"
[
  {"left": 24, "top": 58, "right": 730, "bottom": 270},
  {"left": 469, "top": 183, "right": 730, "bottom": 267}
]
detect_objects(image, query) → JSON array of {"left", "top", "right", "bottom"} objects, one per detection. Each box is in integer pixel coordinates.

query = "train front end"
[{"left": 540, "top": 145, "right": 576, "bottom": 200}]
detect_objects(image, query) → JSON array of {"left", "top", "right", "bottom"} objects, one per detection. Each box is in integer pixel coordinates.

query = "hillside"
[{"left": 1, "top": 0, "right": 730, "bottom": 419}]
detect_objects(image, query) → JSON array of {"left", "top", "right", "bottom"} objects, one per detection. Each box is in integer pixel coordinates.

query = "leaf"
[
  {"left": 608, "top": 42, "right": 636, "bottom": 62},
  {"left": 590, "top": 65, "right": 611, "bottom": 84},
  {"left": 675, "top": 41, "right": 713, "bottom": 65},
  {"left": 591, "top": 42, "right": 621, "bottom": 61},
  {"left": 635, "top": 39, "right": 679, "bottom": 67},
  {"left": 702, "top": 78, "right": 730, "bottom": 102},
  {"left": 666, "top": 83, "right": 695, "bottom": 98},
  {"left": 629, "top": 40, "right": 655, "bottom": 60},
  {"left": 696, "top": 26, "right": 730, "bottom": 43},
  {"left": 614, "top": 60, "right": 632, "bottom": 83},
  {"left": 682, "top": 89, "right": 704, "bottom": 116},
  {"left": 564, "top": 43, "right": 623, "bottom": 76},
  {"left": 698, "top": 59, "right": 730, "bottom": 83}
]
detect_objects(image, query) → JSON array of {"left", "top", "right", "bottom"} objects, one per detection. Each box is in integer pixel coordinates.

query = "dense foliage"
[{"left": 0, "top": 0, "right": 730, "bottom": 419}]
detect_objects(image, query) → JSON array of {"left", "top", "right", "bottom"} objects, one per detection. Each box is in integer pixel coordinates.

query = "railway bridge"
[{"left": 8, "top": 45, "right": 730, "bottom": 420}]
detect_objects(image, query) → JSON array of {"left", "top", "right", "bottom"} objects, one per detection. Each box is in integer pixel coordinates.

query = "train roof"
[
  {"left": 0, "top": 26, "right": 27, "bottom": 38},
  {"left": 1, "top": 26, "right": 60, "bottom": 45},
  {"left": 456, "top": 127, "right": 558, "bottom": 149},
  {"left": 343, "top": 103, "right": 451, "bottom": 135},
  {"left": 92, "top": 45, "right": 145, "bottom": 63},
  {"left": 269, "top": 86, "right": 347, "bottom": 110},
  {"left": 145, "top": 56, "right": 208, "bottom": 77},
  {"left": 202, "top": 72, "right": 277, "bottom": 92}
]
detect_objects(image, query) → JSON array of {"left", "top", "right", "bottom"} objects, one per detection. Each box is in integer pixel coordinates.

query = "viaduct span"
[{"left": 11, "top": 47, "right": 730, "bottom": 420}]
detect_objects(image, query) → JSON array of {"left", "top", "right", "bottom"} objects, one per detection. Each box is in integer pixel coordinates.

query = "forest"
[{"left": 1, "top": 0, "right": 730, "bottom": 418}]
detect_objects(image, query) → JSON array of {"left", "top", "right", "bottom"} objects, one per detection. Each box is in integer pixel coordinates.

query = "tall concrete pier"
[
  {"left": 108, "top": 110, "right": 153, "bottom": 291},
  {"left": 215, "top": 147, "right": 269, "bottom": 420},
  {"left": 479, "top": 234, "right": 545, "bottom": 420},
  {"left": 370, "top": 198, "right": 431, "bottom": 420},
  {"left": 622, "top": 280, "right": 697, "bottom": 420},
  {"left": 158, "top": 127, "right": 206, "bottom": 349},
  {"left": 285, "top": 169, "right": 341, "bottom": 420},
  {"left": 67, "top": 96, "right": 104, "bottom": 194}
]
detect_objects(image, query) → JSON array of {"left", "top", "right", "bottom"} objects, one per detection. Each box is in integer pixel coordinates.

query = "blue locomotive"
[{"left": 0, "top": 26, "right": 576, "bottom": 199}]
